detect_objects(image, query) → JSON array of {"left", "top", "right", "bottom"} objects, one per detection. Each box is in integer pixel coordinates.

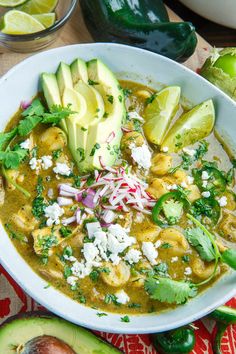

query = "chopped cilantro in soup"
[{"left": 0, "top": 58, "right": 236, "bottom": 315}]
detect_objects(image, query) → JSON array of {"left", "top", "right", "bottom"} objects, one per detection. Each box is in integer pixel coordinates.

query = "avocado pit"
[{"left": 19, "top": 335, "right": 76, "bottom": 354}]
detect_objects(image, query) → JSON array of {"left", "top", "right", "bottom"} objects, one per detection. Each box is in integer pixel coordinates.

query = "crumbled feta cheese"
[
  {"left": 181, "top": 181, "right": 188, "bottom": 188},
  {"left": 86, "top": 222, "right": 102, "bottom": 238},
  {"left": 167, "top": 184, "right": 178, "bottom": 191},
  {"left": 41, "top": 155, "right": 53, "bottom": 170},
  {"left": 162, "top": 146, "right": 169, "bottom": 153},
  {"left": 142, "top": 242, "right": 158, "bottom": 265},
  {"left": 218, "top": 196, "right": 227, "bottom": 207},
  {"left": 67, "top": 276, "right": 78, "bottom": 287},
  {"left": 202, "top": 191, "right": 211, "bottom": 198},
  {"left": 47, "top": 188, "right": 54, "bottom": 199},
  {"left": 124, "top": 248, "right": 142, "bottom": 264},
  {"left": 53, "top": 162, "right": 72, "bottom": 176},
  {"left": 82, "top": 243, "right": 100, "bottom": 263},
  {"left": 64, "top": 255, "right": 77, "bottom": 262},
  {"left": 187, "top": 176, "right": 194, "bottom": 185},
  {"left": 131, "top": 144, "right": 151, "bottom": 170},
  {"left": 154, "top": 240, "right": 162, "bottom": 248},
  {"left": 29, "top": 157, "right": 41, "bottom": 171},
  {"left": 115, "top": 290, "right": 130, "bottom": 304},
  {"left": 20, "top": 139, "right": 30, "bottom": 150},
  {"left": 171, "top": 256, "right": 179, "bottom": 263},
  {"left": 184, "top": 267, "right": 192, "bottom": 276},
  {"left": 128, "top": 111, "right": 144, "bottom": 122},
  {"left": 202, "top": 180, "right": 208, "bottom": 188},
  {"left": 71, "top": 260, "right": 93, "bottom": 279},
  {"left": 183, "top": 148, "right": 196, "bottom": 157},
  {"left": 44, "top": 202, "right": 64, "bottom": 226},
  {"left": 202, "top": 171, "right": 210, "bottom": 180}
]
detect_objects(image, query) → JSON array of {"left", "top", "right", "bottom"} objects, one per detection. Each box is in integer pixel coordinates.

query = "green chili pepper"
[
  {"left": 152, "top": 191, "right": 189, "bottom": 228},
  {"left": 151, "top": 326, "right": 196, "bottom": 354},
  {"left": 192, "top": 166, "right": 226, "bottom": 195},
  {"left": 208, "top": 306, "right": 236, "bottom": 354},
  {"left": 80, "top": 0, "right": 197, "bottom": 63},
  {"left": 190, "top": 197, "right": 221, "bottom": 225}
]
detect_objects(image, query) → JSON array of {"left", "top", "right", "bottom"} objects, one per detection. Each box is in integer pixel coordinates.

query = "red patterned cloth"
[{"left": 0, "top": 264, "right": 236, "bottom": 353}]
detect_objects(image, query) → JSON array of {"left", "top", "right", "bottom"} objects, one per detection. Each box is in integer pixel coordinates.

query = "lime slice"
[
  {"left": 18, "top": 0, "right": 58, "bottom": 14},
  {"left": 33, "top": 13, "right": 56, "bottom": 28},
  {"left": 143, "top": 86, "right": 181, "bottom": 145},
  {"left": 0, "top": 0, "right": 27, "bottom": 6},
  {"left": 161, "top": 99, "right": 215, "bottom": 152},
  {"left": 1, "top": 10, "right": 45, "bottom": 34}
]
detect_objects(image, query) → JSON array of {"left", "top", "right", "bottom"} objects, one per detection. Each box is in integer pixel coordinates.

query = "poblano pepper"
[{"left": 80, "top": 0, "right": 197, "bottom": 63}]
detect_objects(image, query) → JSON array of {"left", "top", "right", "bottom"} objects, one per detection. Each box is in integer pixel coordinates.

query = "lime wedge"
[
  {"left": 1, "top": 10, "right": 45, "bottom": 34},
  {"left": 0, "top": 0, "right": 27, "bottom": 6},
  {"left": 161, "top": 99, "right": 215, "bottom": 152},
  {"left": 33, "top": 13, "right": 56, "bottom": 28},
  {"left": 143, "top": 86, "right": 181, "bottom": 145},
  {"left": 18, "top": 0, "right": 58, "bottom": 14}
]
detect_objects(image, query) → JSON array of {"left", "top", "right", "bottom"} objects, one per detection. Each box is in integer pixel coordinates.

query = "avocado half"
[{"left": 0, "top": 312, "right": 122, "bottom": 354}]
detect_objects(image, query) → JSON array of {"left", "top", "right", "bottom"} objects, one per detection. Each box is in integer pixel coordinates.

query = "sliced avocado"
[
  {"left": 56, "top": 62, "right": 73, "bottom": 96},
  {"left": 41, "top": 73, "right": 61, "bottom": 109},
  {"left": 79, "top": 59, "right": 125, "bottom": 172},
  {"left": 0, "top": 313, "right": 121, "bottom": 353},
  {"left": 71, "top": 58, "right": 88, "bottom": 85},
  {"left": 62, "top": 88, "right": 88, "bottom": 161}
]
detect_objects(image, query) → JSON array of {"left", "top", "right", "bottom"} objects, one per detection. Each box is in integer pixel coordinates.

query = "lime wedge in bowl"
[
  {"left": 161, "top": 99, "right": 215, "bottom": 152},
  {"left": 33, "top": 13, "right": 56, "bottom": 28},
  {"left": 18, "top": 0, "right": 58, "bottom": 14},
  {"left": 0, "top": 0, "right": 27, "bottom": 6},
  {"left": 1, "top": 10, "right": 45, "bottom": 34},
  {"left": 143, "top": 86, "right": 181, "bottom": 145}
]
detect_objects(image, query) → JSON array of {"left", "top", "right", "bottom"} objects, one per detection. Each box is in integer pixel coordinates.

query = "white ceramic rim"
[{"left": 0, "top": 43, "right": 236, "bottom": 334}]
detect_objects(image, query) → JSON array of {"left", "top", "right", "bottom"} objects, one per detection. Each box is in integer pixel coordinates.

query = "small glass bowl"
[{"left": 0, "top": 0, "right": 78, "bottom": 52}]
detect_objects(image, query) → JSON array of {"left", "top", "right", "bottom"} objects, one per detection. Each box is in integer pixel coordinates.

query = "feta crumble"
[
  {"left": 67, "top": 276, "right": 78, "bottom": 287},
  {"left": 187, "top": 176, "right": 194, "bottom": 185},
  {"left": 20, "top": 139, "right": 30, "bottom": 150},
  {"left": 41, "top": 155, "right": 53, "bottom": 170},
  {"left": 29, "top": 157, "right": 41, "bottom": 171},
  {"left": 184, "top": 267, "right": 192, "bottom": 276},
  {"left": 131, "top": 144, "right": 151, "bottom": 170},
  {"left": 162, "top": 146, "right": 169, "bottom": 153},
  {"left": 218, "top": 196, "right": 227, "bottom": 207},
  {"left": 183, "top": 148, "right": 196, "bottom": 157},
  {"left": 142, "top": 242, "right": 158, "bottom": 265},
  {"left": 202, "top": 171, "right": 210, "bottom": 180},
  {"left": 44, "top": 202, "right": 64, "bottom": 226},
  {"left": 53, "top": 162, "right": 72, "bottom": 176},
  {"left": 202, "top": 191, "right": 211, "bottom": 198},
  {"left": 124, "top": 248, "right": 142, "bottom": 264},
  {"left": 202, "top": 180, "right": 208, "bottom": 188},
  {"left": 181, "top": 181, "right": 188, "bottom": 189},
  {"left": 115, "top": 290, "right": 130, "bottom": 304},
  {"left": 171, "top": 256, "right": 179, "bottom": 263}
]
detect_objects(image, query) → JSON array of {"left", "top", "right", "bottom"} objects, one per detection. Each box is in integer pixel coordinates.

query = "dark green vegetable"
[
  {"left": 209, "top": 306, "right": 236, "bottom": 325},
  {"left": 80, "top": 0, "right": 197, "bottom": 63},
  {"left": 190, "top": 197, "right": 221, "bottom": 225},
  {"left": 192, "top": 165, "right": 226, "bottom": 195},
  {"left": 213, "top": 323, "right": 228, "bottom": 354},
  {"left": 151, "top": 326, "right": 195, "bottom": 353},
  {"left": 152, "top": 191, "right": 189, "bottom": 227}
]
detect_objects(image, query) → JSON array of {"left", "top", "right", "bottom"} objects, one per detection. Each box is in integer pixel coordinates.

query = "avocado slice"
[
  {"left": 71, "top": 58, "right": 88, "bottom": 85},
  {"left": 0, "top": 313, "right": 121, "bottom": 353},
  {"left": 56, "top": 62, "right": 73, "bottom": 96},
  {"left": 79, "top": 59, "right": 125, "bottom": 172},
  {"left": 41, "top": 72, "right": 68, "bottom": 133}
]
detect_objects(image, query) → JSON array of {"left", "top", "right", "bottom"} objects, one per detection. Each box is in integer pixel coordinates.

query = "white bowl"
[
  {"left": 0, "top": 43, "right": 236, "bottom": 334},
  {"left": 179, "top": 0, "right": 236, "bottom": 29}
]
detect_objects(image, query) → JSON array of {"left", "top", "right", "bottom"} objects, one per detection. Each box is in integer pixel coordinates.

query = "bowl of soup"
[{"left": 0, "top": 43, "right": 236, "bottom": 334}]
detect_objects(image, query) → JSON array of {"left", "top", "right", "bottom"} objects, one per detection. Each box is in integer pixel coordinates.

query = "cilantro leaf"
[
  {"left": 42, "top": 105, "right": 74, "bottom": 124},
  {"left": 0, "top": 127, "right": 18, "bottom": 151},
  {"left": 145, "top": 277, "right": 197, "bottom": 304},
  {"left": 21, "top": 98, "right": 45, "bottom": 117},
  {"left": 194, "top": 140, "right": 209, "bottom": 160},
  {"left": 18, "top": 115, "right": 42, "bottom": 136},
  {"left": 0, "top": 145, "right": 28, "bottom": 169},
  {"left": 185, "top": 227, "right": 215, "bottom": 262}
]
